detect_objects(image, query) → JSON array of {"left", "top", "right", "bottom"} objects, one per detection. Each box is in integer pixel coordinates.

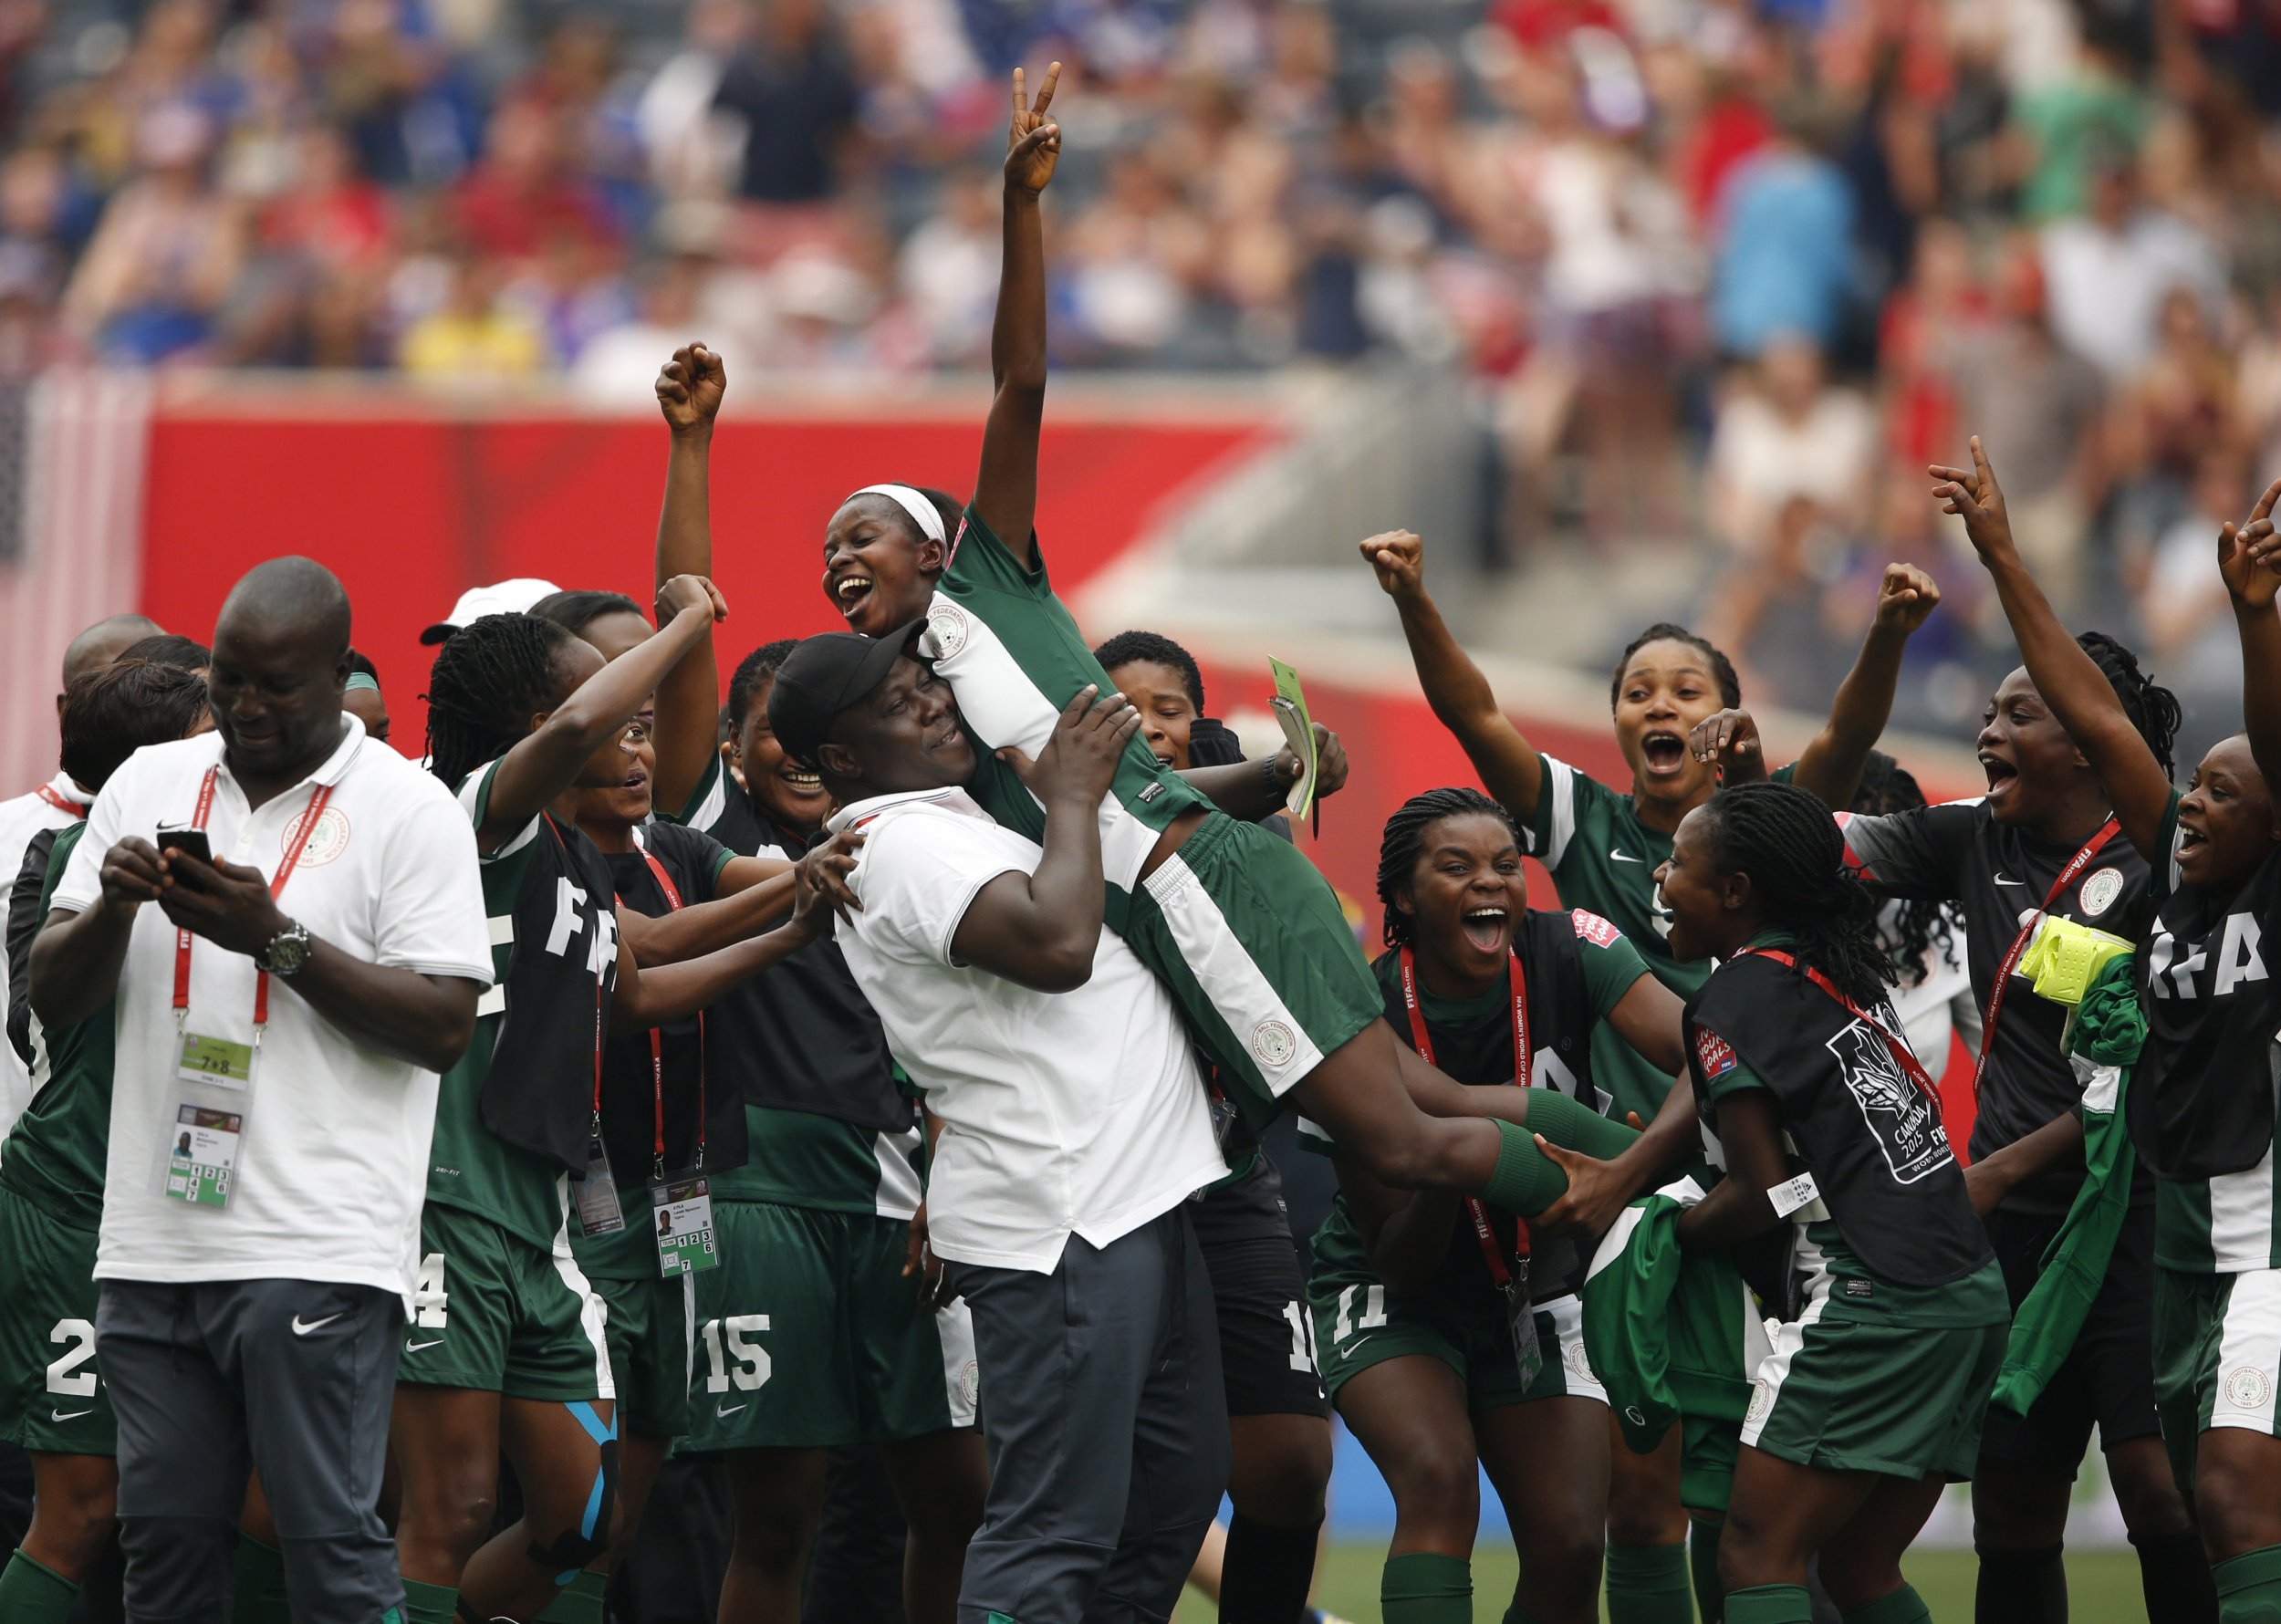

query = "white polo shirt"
[
  {"left": 827, "top": 787, "right": 1222, "bottom": 1273},
  {"left": 1, "top": 771, "right": 92, "bottom": 1137},
  {"left": 51, "top": 718, "right": 493, "bottom": 1312}
]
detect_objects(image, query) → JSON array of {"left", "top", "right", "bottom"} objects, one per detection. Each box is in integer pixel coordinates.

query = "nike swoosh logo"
[
  {"left": 1993, "top": 872, "right": 2026, "bottom": 887},
  {"left": 290, "top": 1314, "right": 343, "bottom": 1337},
  {"left": 50, "top": 1408, "right": 91, "bottom": 1421},
  {"left": 403, "top": 1338, "right": 443, "bottom": 1353},
  {"left": 716, "top": 1403, "right": 747, "bottom": 1417},
  {"left": 1345, "top": 1334, "right": 1373, "bottom": 1354},
  {"left": 1609, "top": 848, "right": 1644, "bottom": 863}
]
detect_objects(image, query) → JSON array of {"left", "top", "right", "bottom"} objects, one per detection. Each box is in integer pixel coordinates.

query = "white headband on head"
[{"left": 849, "top": 484, "right": 947, "bottom": 547}]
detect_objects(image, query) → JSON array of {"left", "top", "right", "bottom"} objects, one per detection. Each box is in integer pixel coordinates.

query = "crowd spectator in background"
[{"left": 3, "top": 0, "right": 2280, "bottom": 744}]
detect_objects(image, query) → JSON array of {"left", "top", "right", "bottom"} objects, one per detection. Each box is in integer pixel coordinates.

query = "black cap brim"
[
  {"left": 768, "top": 621, "right": 927, "bottom": 768},
  {"left": 418, "top": 622, "right": 455, "bottom": 645}
]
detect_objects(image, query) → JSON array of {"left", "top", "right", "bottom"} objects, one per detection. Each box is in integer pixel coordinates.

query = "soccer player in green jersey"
[
  {"left": 805, "top": 63, "right": 1632, "bottom": 1229},
  {"left": 0, "top": 661, "right": 208, "bottom": 1624},
  {"left": 1361, "top": 524, "right": 1941, "bottom": 1624},
  {"left": 395, "top": 587, "right": 828, "bottom": 1624},
  {"left": 1934, "top": 440, "right": 2281, "bottom": 1624},
  {"left": 1309, "top": 788, "right": 1692, "bottom": 1624}
]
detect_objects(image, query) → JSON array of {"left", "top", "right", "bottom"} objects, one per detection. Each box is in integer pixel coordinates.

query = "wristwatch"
[{"left": 255, "top": 919, "right": 313, "bottom": 977}]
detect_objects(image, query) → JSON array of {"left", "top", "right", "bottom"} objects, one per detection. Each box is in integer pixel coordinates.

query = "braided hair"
[
  {"left": 2076, "top": 631, "right": 2182, "bottom": 780},
  {"left": 1701, "top": 781, "right": 1892, "bottom": 1006},
  {"left": 1609, "top": 622, "right": 1742, "bottom": 711},
  {"left": 726, "top": 638, "right": 800, "bottom": 732},
  {"left": 1851, "top": 752, "right": 1962, "bottom": 988},
  {"left": 423, "top": 612, "right": 578, "bottom": 788},
  {"left": 1377, "top": 786, "right": 1517, "bottom": 947}
]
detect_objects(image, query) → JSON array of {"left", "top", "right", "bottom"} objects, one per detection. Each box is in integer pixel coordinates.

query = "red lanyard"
[
  {"left": 1737, "top": 947, "right": 1942, "bottom": 1107},
  {"left": 1970, "top": 817, "right": 2120, "bottom": 1100},
  {"left": 1400, "top": 945, "right": 1531, "bottom": 1279},
  {"left": 35, "top": 785, "right": 88, "bottom": 817},
  {"left": 171, "top": 768, "right": 332, "bottom": 1034},
  {"left": 614, "top": 835, "right": 706, "bottom": 1180}
]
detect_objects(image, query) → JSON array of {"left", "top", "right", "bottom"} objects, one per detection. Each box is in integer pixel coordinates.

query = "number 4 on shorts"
[{"left": 699, "top": 1314, "right": 772, "bottom": 1393}]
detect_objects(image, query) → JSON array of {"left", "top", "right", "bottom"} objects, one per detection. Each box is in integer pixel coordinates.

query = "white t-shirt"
[
  {"left": 1, "top": 772, "right": 90, "bottom": 1137},
  {"left": 826, "top": 787, "right": 1223, "bottom": 1273},
  {"left": 51, "top": 719, "right": 493, "bottom": 1313}
]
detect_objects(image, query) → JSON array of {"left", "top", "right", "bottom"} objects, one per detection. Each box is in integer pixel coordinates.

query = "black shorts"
[
  {"left": 1978, "top": 1199, "right": 2161, "bottom": 1475},
  {"left": 1193, "top": 1160, "right": 1329, "bottom": 1419}
]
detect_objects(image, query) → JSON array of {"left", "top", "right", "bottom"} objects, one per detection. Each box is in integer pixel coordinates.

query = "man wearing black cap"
[{"left": 770, "top": 630, "right": 1231, "bottom": 1624}]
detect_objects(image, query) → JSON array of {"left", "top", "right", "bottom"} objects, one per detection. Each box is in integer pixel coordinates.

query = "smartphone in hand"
[{"left": 155, "top": 828, "right": 213, "bottom": 867}]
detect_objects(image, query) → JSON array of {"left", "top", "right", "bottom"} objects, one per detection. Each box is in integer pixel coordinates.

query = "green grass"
[{"left": 1173, "top": 1545, "right": 2151, "bottom": 1621}]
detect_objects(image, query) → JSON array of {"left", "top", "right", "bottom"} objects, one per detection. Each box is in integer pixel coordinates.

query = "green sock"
[
  {"left": 1607, "top": 1541, "right": 1693, "bottom": 1624},
  {"left": 399, "top": 1577, "right": 459, "bottom": 1624},
  {"left": 230, "top": 1536, "right": 289, "bottom": 1624},
  {"left": 1724, "top": 1583, "right": 1813, "bottom": 1624},
  {"left": 1841, "top": 1583, "right": 1930, "bottom": 1624},
  {"left": 1691, "top": 1518, "right": 1726, "bottom": 1624},
  {"left": 0, "top": 1551, "right": 80, "bottom": 1624},
  {"left": 1478, "top": 1100, "right": 1640, "bottom": 1215},
  {"left": 535, "top": 1569, "right": 609, "bottom": 1623},
  {"left": 1382, "top": 1551, "right": 1472, "bottom": 1624},
  {"left": 2217, "top": 1545, "right": 2281, "bottom": 1624}
]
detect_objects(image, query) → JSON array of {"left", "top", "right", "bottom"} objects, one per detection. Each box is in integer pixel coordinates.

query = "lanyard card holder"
[
  {"left": 651, "top": 1173, "right": 720, "bottom": 1276},
  {"left": 158, "top": 1010, "right": 258, "bottom": 1212},
  {"left": 1503, "top": 1259, "right": 1544, "bottom": 1389},
  {"left": 574, "top": 1136, "right": 628, "bottom": 1237}
]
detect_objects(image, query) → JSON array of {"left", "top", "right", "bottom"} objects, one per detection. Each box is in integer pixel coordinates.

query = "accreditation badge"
[
  {"left": 176, "top": 1030, "right": 255, "bottom": 1090},
  {"left": 573, "top": 1138, "right": 627, "bottom": 1237},
  {"left": 163, "top": 1104, "right": 243, "bottom": 1208},
  {"left": 651, "top": 1174, "right": 720, "bottom": 1277},
  {"left": 1504, "top": 1263, "right": 1544, "bottom": 1389}
]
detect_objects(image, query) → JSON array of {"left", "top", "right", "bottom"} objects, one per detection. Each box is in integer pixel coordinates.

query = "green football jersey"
[
  {"left": 921, "top": 504, "right": 1212, "bottom": 932},
  {"left": 1523, "top": 755, "right": 1795, "bottom": 1121},
  {"left": 0, "top": 823, "right": 109, "bottom": 1230},
  {"left": 710, "top": 1105, "right": 924, "bottom": 1219}
]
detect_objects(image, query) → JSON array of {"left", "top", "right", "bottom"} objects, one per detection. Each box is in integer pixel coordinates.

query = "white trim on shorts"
[
  {"left": 548, "top": 1224, "right": 616, "bottom": 1402},
  {"left": 1541, "top": 1292, "right": 1609, "bottom": 1408},
  {"left": 2210, "top": 1267, "right": 2281, "bottom": 1437},
  {"left": 1741, "top": 1232, "right": 1829, "bottom": 1450},
  {"left": 1139, "top": 848, "right": 1324, "bottom": 1098},
  {"left": 936, "top": 1297, "right": 981, "bottom": 1429}
]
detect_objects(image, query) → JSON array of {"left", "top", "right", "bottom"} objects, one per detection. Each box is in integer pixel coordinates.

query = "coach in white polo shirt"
[
  {"left": 31, "top": 558, "right": 492, "bottom": 1623},
  {"left": 771, "top": 630, "right": 1230, "bottom": 1624}
]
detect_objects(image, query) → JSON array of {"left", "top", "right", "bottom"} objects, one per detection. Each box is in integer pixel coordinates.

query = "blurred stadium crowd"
[{"left": 0, "top": 0, "right": 2276, "bottom": 744}]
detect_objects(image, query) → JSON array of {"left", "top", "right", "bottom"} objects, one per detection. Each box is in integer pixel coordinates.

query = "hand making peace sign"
[{"left": 1005, "top": 61, "right": 1065, "bottom": 196}]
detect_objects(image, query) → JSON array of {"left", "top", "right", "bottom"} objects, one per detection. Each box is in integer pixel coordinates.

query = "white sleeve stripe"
[
  {"left": 1538, "top": 755, "right": 1578, "bottom": 869},
  {"left": 687, "top": 765, "right": 727, "bottom": 833}
]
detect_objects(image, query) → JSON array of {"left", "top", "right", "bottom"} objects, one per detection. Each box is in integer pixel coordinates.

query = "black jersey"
[
  {"left": 1685, "top": 948, "right": 1992, "bottom": 1291},
  {"left": 2136, "top": 797, "right": 2281, "bottom": 1183},
  {"left": 670, "top": 760, "right": 912, "bottom": 1135},
  {"left": 598, "top": 821, "right": 748, "bottom": 1183},
  {"left": 1840, "top": 800, "right": 2154, "bottom": 1213}
]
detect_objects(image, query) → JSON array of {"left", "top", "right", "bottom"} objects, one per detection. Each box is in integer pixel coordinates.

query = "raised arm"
[
  {"left": 1788, "top": 563, "right": 1942, "bottom": 809},
  {"left": 1176, "top": 723, "right": 1349, "bottom": 819},
  {"left": 2221, "top": 478, "right": 2281, "bottom": 795},
  {"left": 650, "top": 343, "right": 729, "bottom": 816},
  {"left": 950, "top": 684, "right": 1138, "bottom": 992},
  {"left": 619, "top": 836, "right": 859, "bottom": 965},
  {"left": 1932, "top": 437, "right": 2173, "bottom": 854},
  {"left": 611, "top": 895, "right": 822, "bottom": 1031},
  {"left": 970, "top": 63, "right": 1063, "bottom": 571},
  {"left": 1360, "top": 529, "right": 1547, "bottom": 823},
  {"left": 477, "top": 574, "right": 727, "bottom": 854}
]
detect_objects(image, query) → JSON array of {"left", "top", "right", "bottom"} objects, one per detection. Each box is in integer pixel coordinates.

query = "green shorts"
[
  {"left": 682, "top": 1202, "right": 977, "bottom": 1452},
  {"left": 1682, "top": 1418, "right": 1741, "bottom": 1516},
  {"left": 0, "top": 1182, "right": 112, "bottom": 1454},
  {"left": 397, "top": 1203, "right": 611, "bottom": 1402},
  {"left": 1743, "top": 1280, "right": 2005, "bottom": 1481},
  {"left": 2153, "top": 1265, "right": 2281, "bottom": 1491},
  {"left": 1127, "top": 814, "right": 1381, "bottom": 1128},
  {"left": 1309, "top": 1264, "right": 1607, "bottom": 1411},
  {"left": 593, "top": 1272, "right": 695, "bottom": 1440}
]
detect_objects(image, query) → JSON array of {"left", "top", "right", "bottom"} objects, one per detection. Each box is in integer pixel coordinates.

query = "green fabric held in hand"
[{"left": 2071, "top": 954, "right": 2148, "bottom": 1066}]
